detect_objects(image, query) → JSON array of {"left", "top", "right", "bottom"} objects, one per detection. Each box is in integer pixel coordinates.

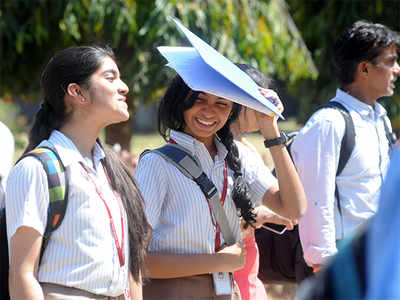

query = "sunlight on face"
[{"left": 183, "top": 92, "right": 233, "bottom": 144}]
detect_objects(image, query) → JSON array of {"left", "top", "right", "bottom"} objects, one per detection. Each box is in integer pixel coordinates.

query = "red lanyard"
[
  {"left": 80, "top": 162, "right": 125, "bottom": 267},
  {"left": 169, "top": 139, "right": 228, "bottom": 251},
  {"left": 209, "top": 163, "right": 228, "bottom": 251}
]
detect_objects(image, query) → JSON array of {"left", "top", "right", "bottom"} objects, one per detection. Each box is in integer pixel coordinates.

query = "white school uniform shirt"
[
  {"left": 6, "top": 130, "right": 129, "bottom": 297},
  {"left": 291, "top": 88, "right": 391, "bottom": 266},
  {"left": 134, "top": 130, "right": 277, "bottom": 254}
]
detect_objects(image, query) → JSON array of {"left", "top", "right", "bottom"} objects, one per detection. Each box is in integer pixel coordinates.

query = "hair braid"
[{"left": 217, "top": 123, "right": 257, "bottom": 227}]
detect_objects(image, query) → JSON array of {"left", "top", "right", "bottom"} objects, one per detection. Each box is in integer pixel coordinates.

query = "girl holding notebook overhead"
[
  {"left": 135, "top": 19, "right": 306, "bottom": 300},
  {"left": 135, "top": 77, "right": 306, "bottom": 300}
]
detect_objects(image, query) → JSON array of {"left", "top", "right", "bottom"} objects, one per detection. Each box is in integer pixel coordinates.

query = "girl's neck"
[
  {"left": 196, "top": 135, "right": 217, "bottom": 160},
  {"left": 59, "top": 122, "right": 101, "bottom": 159}
]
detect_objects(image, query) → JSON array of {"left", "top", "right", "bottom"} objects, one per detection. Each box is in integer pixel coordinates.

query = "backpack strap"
[
  {"left": 320, "top": 102, "right": 355, "bottom": 239},
  {"left": 18, "top": 147, "right": 69, "bottom": 264},
  {"left": 322, "top": 101, "right": 355, "bottom": 177},
  {"left": 383, "top": 117, "right": 397, "bottom": 149},
  {"left": 140, "top": 143, "right": 236, "bottom": 246}
]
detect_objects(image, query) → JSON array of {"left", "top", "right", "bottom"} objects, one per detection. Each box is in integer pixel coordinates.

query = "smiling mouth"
[{"left": 196, "top": 118, "right": 216, "bottom": 126}]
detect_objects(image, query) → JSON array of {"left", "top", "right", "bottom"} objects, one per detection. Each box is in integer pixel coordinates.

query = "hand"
[
  {"left": 216, "top": 242, "right": 247, "bottom": 272},
  {"left": 256, "top": 88, "right": 284, "bottom": 139},
  {"left": 259, "top": 88, "right": 284, "bottom": 116},
  {"left": 240, "top": 218, "right": 255, "bottom": 239},
  {"left": 253, "top": 205, "right": 296, "bottom": 230}
]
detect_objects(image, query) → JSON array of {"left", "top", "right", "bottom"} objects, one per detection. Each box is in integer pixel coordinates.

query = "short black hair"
[{"left": 333, "top": 20, "right": 400, "bottom": 87}]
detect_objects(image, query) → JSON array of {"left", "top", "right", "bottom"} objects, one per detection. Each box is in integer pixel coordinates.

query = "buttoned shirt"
[
  {"left": 6, "top": 130, "right": 129, "bottom": 297},
  {"left": 134, "top": 130, "right": 277, "bottom": 254},
  {"left": 291, "top": 88, "right": 391, "bottom": 266}
]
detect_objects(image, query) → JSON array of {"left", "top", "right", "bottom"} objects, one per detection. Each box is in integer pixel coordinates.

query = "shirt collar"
[
  {"left": 335, "top": 88, "right": 387, "bottom": 119},
  {"left": 170, "top": 130, "right": 228, "bottom": 161},
  {"left": 47, "top": 130, "right": 105, "bottom": 168}
]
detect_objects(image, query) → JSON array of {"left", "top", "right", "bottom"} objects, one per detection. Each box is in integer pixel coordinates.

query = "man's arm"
[{"left": 291, "top": 111, "right": 344, "bottom": 266}]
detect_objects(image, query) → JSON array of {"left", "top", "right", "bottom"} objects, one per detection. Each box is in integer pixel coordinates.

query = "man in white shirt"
[
  {"left": 291, "top": 20, "right": 400, "bottom": 269},
  {"left": 0, "top": 121, "right": 14, "bottom": 208}
]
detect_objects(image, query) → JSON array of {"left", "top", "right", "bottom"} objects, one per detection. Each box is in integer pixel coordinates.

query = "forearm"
[
  {"left": 9, "top": 272, "right": 44, "bottom": 300},
  {"left": 144, "top": 252, "right": 242, "bottom": 278},
  {"left": 269, "top": 144, "right": 307, "bottom": 219},
  {"left": 130, "top": 272, "right": 142, "bottom": 300},
  {"left": 299, "top": 196, "right": 338, "bottom": 266}
]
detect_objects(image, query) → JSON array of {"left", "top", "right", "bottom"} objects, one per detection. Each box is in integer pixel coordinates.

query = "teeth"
[{"left": 197, "top": 119, "right": 215, "bottom": 126}]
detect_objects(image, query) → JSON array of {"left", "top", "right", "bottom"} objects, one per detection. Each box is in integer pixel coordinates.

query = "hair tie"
[{"left": 234, "top": 171, "right": 243, "bottom": 178}]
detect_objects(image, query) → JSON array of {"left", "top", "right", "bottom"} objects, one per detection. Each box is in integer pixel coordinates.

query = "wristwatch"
[{"left": 263, "top": 131, "right": 288, "bottom": 148}]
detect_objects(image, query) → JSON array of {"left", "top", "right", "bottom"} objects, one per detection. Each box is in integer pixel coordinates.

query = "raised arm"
[{"left": 256, "top": 89, "right": 307, "bottom": 220}]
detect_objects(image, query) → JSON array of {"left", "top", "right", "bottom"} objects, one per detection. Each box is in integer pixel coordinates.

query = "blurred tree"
[
  {"left": 289, "top": 0, "right": 400, "bottom": 131},
  {"left": 1, "top": 0, "right": 317, "bottom": 148}
]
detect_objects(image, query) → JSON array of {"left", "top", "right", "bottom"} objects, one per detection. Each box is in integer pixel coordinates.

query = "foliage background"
[{"left": 1, "top": 0, "right": 400, "bottom": 149}]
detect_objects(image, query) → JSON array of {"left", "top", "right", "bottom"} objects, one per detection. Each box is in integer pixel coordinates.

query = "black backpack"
[
  {"left": 0, "top": 147, "right": 69, "bottom": 299},
  {"left": 256, "top": 101, "right": 395, "bottom": 284}
]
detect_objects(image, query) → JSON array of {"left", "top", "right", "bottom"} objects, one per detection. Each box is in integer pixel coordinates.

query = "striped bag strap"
[{"left": 20, "top": 147, "right": 69, "bottom": 264}]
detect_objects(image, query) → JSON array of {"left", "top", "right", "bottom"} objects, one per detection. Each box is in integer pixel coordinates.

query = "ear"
[
  {"left": 66, "top": 83, "right": 86, "bottom": 103},
  {"left": 358, "top": 61, "right": 369, "bottom": 77}
]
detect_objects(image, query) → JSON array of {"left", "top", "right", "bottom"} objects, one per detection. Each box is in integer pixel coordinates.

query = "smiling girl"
[{"left": 135, "top": 74, "right": 306, "bottom": 300}]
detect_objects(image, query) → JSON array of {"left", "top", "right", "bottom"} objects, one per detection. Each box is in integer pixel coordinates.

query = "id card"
[{"left": 212, "top": 272, "right": 232, "bottom": 295}]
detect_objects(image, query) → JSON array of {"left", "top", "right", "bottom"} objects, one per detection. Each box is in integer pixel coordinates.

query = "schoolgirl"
[
  {"left": 135, "top": 74, "right": 306, "bottom": 300},
  {"left": 6, "top": 46, "right": 150, "bottom": 299}
]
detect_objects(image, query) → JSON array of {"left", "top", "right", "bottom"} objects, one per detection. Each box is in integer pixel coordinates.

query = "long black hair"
[
  {"left": 158, "top": 75, "right": 257, "bottom": 226},
  {"left": 25, "top": 45, "right": 150, "bottom": 281}
]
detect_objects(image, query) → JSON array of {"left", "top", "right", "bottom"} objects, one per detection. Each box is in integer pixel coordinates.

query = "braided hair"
[
  {"left": 217, "top": 121, "right": 257, "bottom": 227},
  {"left": 158, "top": 74, "right": 257, "bottom": 226}
]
